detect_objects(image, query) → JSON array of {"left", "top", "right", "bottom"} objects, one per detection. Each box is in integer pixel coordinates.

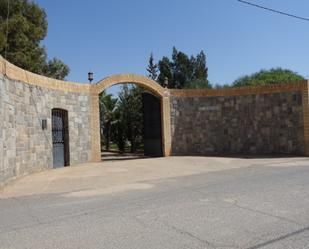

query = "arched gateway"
[
  {"left": 1, "top": 56, "right": 309, "bottom": 186},
  {"left": 90, "top": 74, "right": 172, "bottom": 162}
]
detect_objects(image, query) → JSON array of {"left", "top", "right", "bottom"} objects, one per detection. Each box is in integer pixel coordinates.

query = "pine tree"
[
  {"left": 156, "top": 47, "right": 209, "bottom": 89},
  {"left": 157, "top": 56, "right": 172, "bottom": 88},
  {"left": 171, "top": 48, "right": 193, "bottom": 89},
  {"left": 0, "top": 0, "right": 70, "bottom": 79},
  {"left": 146, "top": 53, "right": 158, "bottom": 81},
  {"left": 194, "top": 50, "right": 208, "bottom": 81}
]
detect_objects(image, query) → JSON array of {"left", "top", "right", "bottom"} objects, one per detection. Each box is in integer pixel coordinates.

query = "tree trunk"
[
  {"left": 106, "top": 124, "right": 110, "bottom": 151},
  {"left": 130, "top": 134, "right": 137, "bottom": 153}
]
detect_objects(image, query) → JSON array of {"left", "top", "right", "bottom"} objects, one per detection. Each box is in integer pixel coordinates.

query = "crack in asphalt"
[
  {"left": 229, "top": 199, "right": 302, "bottom": 226},
  {"left": 164, "top": 222, "right": 242, "bottom": 249},
  {"left": 245, "top": 225, "right": 309, "bottom": 249},
  {"left": 133, "top": 213, "right": 217, "bottom": 249},
  {"left": 132, "top": 212, "right": 241, "bottom": 249},
  {"left": 224, "top": 199, "right": 309, "bottom": 248},
  {"left": 167, "top": 223, "right": 216, "bottom": 248}
]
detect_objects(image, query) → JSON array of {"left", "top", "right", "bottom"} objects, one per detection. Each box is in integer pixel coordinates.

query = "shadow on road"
[{"left": 101, "top": 151, "right": 149, "bottom": 161}]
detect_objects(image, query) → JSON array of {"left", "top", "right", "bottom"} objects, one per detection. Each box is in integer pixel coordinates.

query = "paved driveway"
[{"left": 1, "top": 157, "right": 309, "bottom": 249}]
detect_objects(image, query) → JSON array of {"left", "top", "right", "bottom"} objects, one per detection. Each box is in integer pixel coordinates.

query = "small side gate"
[{"left": 52, "top": 109, "right": 70, "bottom": 168}]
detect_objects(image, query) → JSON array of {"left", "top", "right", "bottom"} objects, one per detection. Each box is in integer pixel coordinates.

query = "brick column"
[
  {"left": 90, "top": 92, "right": 101, "bottom": 162},
  {"left": 161, "top": 90, "right": 172, "bottom": 156}
]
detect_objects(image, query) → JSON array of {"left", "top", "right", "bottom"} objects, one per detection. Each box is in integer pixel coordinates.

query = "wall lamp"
[
  {"left": 41, "top": 119, "right": 47, "bottom": 130},
  {"left": 88, "top": 71, "right": 93, "bottom": 83}
]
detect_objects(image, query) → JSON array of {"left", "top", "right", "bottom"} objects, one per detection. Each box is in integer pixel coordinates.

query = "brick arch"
[
  {"left": 93, "top": 74, "right": 165, "bottom": 96},
  {"left": 90, "top": 74, "right": 172, "bottom": 162}
]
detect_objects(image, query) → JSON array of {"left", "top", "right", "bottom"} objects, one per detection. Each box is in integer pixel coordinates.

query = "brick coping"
[
  {"left": 170, "top": 81, "right": 308, "bottom": 97},
  {"left": 0, "top": 56, "right": 92, "bottom": 93},
  {"left": 1, "top": 56, "right": 307, "bottom": 97},
  {"left": 0, "top": 57, "right": 167, "bottom": 96}
]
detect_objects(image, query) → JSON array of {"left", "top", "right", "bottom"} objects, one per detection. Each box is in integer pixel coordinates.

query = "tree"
[
  {"left": 118, "top": 85, "right": 143, "bottom": 153},
  {"left": 232, "top": 68, "right": 305, "bottom": 87},
  {"left": 100, "top": 85, "right": 144, "bottom": 154},
  {"left": 43, "top": 58, "right": 70, "bottom": 80},
  {"left": 213, "top": 83, "right": 231, "bottom": 89},
  {"left": 0, "top": 0, "right": 70, "bottom": 79},
  {"left": 99, "top": 91, "right": 118, "bottom": 151},
  {"left": 112, "top": 108, "right": 126, "bottom": 152},
  {"left": 157, "top": 56, "right": 172, "bottom": 87},
  {"left": 193, "top": 50, "right": 208, "bottom": 80},
  {"left": 156, "top": 47, "right": 209, "bottom": 89},
  {"left": 172, "top": 47, "right": 193, "bottom": 89},
  {"left": 183, "top": 80, "right": 212, "bottom": 89},
  {"left": 146, "top": 53, "right": 158, "bottom": 81}
]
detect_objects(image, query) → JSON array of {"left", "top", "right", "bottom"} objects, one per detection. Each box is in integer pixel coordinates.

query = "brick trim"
[
  {"left": 0, "top": 56, "right": 91, "bottom": 93},
  {"left": 170, "top": 81, "right": 308, "bottom": 97},
  {"left": 94, "top": 74, "right": 166, "bottom": 97}
]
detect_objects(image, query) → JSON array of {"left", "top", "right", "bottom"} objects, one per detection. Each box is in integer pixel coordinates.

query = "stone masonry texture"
[
  {"left": 170, "top": 92, "right": 305, "bottom": 156},
  {"left": 0, "top": 76, "right": 92, "bottom": 186}
]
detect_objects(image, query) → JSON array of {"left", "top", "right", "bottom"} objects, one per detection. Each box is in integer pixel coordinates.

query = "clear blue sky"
[{"left": 37, "top": 0, "right": 309, "bottom": 86}]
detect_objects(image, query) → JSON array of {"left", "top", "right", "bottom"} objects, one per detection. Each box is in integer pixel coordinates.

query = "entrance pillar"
[
  {"left": 162, "top": 90, "right": 172, "bottom": 156},
  {"left": 90, "top": 92, "right": 101, "bottom": 162}
]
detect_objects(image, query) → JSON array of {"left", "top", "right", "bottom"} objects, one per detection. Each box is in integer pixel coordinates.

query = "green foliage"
[
  {"left": 183, "top": 80, "right": 212, "bottom": 89},
  {"left": 117, "top": 85, "right": 143, "bottom": 153},
  {"left": 99, "top": 85, "right": 144, "bottom": 153},
  {"left": 171, "top": 47, "right": 193, "bottom": 88},
  {"left": 99, "top": 91, "right": 118, "bottom": 151},
  {"left": 232, "top": 68, "right": 305, "bottom": 87},
  {"left": 157, "top": 56, "right": 172, "bottom": 86},
  {"left": 0, "top": 0, "right": 69, "bottom": 79},
  {"left": 146, "top": 53, "right": 158, "bottom": 81},
  {"left": 193, "top": 50, "right": 208, "bottom": 80},
  {"left": 112, "top": 109, "right": 126, "bottom": 152},
  {"left": 213, "top": 84, "right": 231, "bottom": 89},
  {"left": 43, "top": 58, "right": 70, "bottom": 80},
  {"left": 156, "top": 47, "right": 209, "bottom": 89}
]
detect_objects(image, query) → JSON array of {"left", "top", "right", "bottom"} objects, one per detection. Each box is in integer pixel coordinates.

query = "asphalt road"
[{"left": 0, "top": 157, "right": 309, "bottom": 249}]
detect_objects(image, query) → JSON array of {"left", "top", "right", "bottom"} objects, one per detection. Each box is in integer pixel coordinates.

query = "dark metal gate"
[
  {"left": 52, "top": 109, "right": 70, "bottom": 168},
  {"left": 142, "top": 92, "right": 163, "bottom": 157}
]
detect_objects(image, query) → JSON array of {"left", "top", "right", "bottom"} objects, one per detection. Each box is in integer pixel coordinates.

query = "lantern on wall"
[
  {"left": 88, "top": 71, "right": 93, "bottom": 83},
  {"left": 41, "top": 119, "right": 47, "bottom": 130}
]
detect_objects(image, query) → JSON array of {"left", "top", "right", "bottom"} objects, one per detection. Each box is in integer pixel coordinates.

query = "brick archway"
[{"left": 90, "top": 74, "right": 171, "bottom": 162}]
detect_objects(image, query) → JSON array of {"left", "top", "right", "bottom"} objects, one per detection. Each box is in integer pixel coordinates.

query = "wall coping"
[
  {"left": 170, "top": 81, "right": 309, "bottom": 97},
  {"left": 0, "top": 56, "right": 92, "bottom": 93},
  {"left": 0, "top": 57, "right": 167, "bottom": 96},
  {"left": 1, "top": 56, "right": 307, "bottom": 97}
]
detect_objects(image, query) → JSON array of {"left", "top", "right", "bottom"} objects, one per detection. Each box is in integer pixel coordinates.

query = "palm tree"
[
  {"left": 117, "top": 85, "right": 143, "bottom": 153},
  {"left": 99, "top": 91, "right": 118, "bottom": 151}
]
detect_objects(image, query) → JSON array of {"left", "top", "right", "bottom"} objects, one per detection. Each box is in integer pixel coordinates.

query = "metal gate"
[
  {"left": 52, "top": 109, "right": 70, "bottom": 168},
  {"left": 142, "top": 92, "right": 163, "bottom": 157}
]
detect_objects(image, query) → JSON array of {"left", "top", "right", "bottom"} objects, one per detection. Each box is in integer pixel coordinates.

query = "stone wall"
[
  {"left": 0, "top": 75, "right": 92, "bottom": 186},
  {"left": 0, "top": 57, "right": 172, "bottom": 187},
  {"left": 1, "top": 55, "right": 308, "bottom": 187},
  {"left": 170, "top": 90, "right": 305, "bottom": 156}
]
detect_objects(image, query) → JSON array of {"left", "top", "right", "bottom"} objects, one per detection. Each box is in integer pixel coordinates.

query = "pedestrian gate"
[{"left": 52, "top": 109, "right": 70, "bottom": 168}]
